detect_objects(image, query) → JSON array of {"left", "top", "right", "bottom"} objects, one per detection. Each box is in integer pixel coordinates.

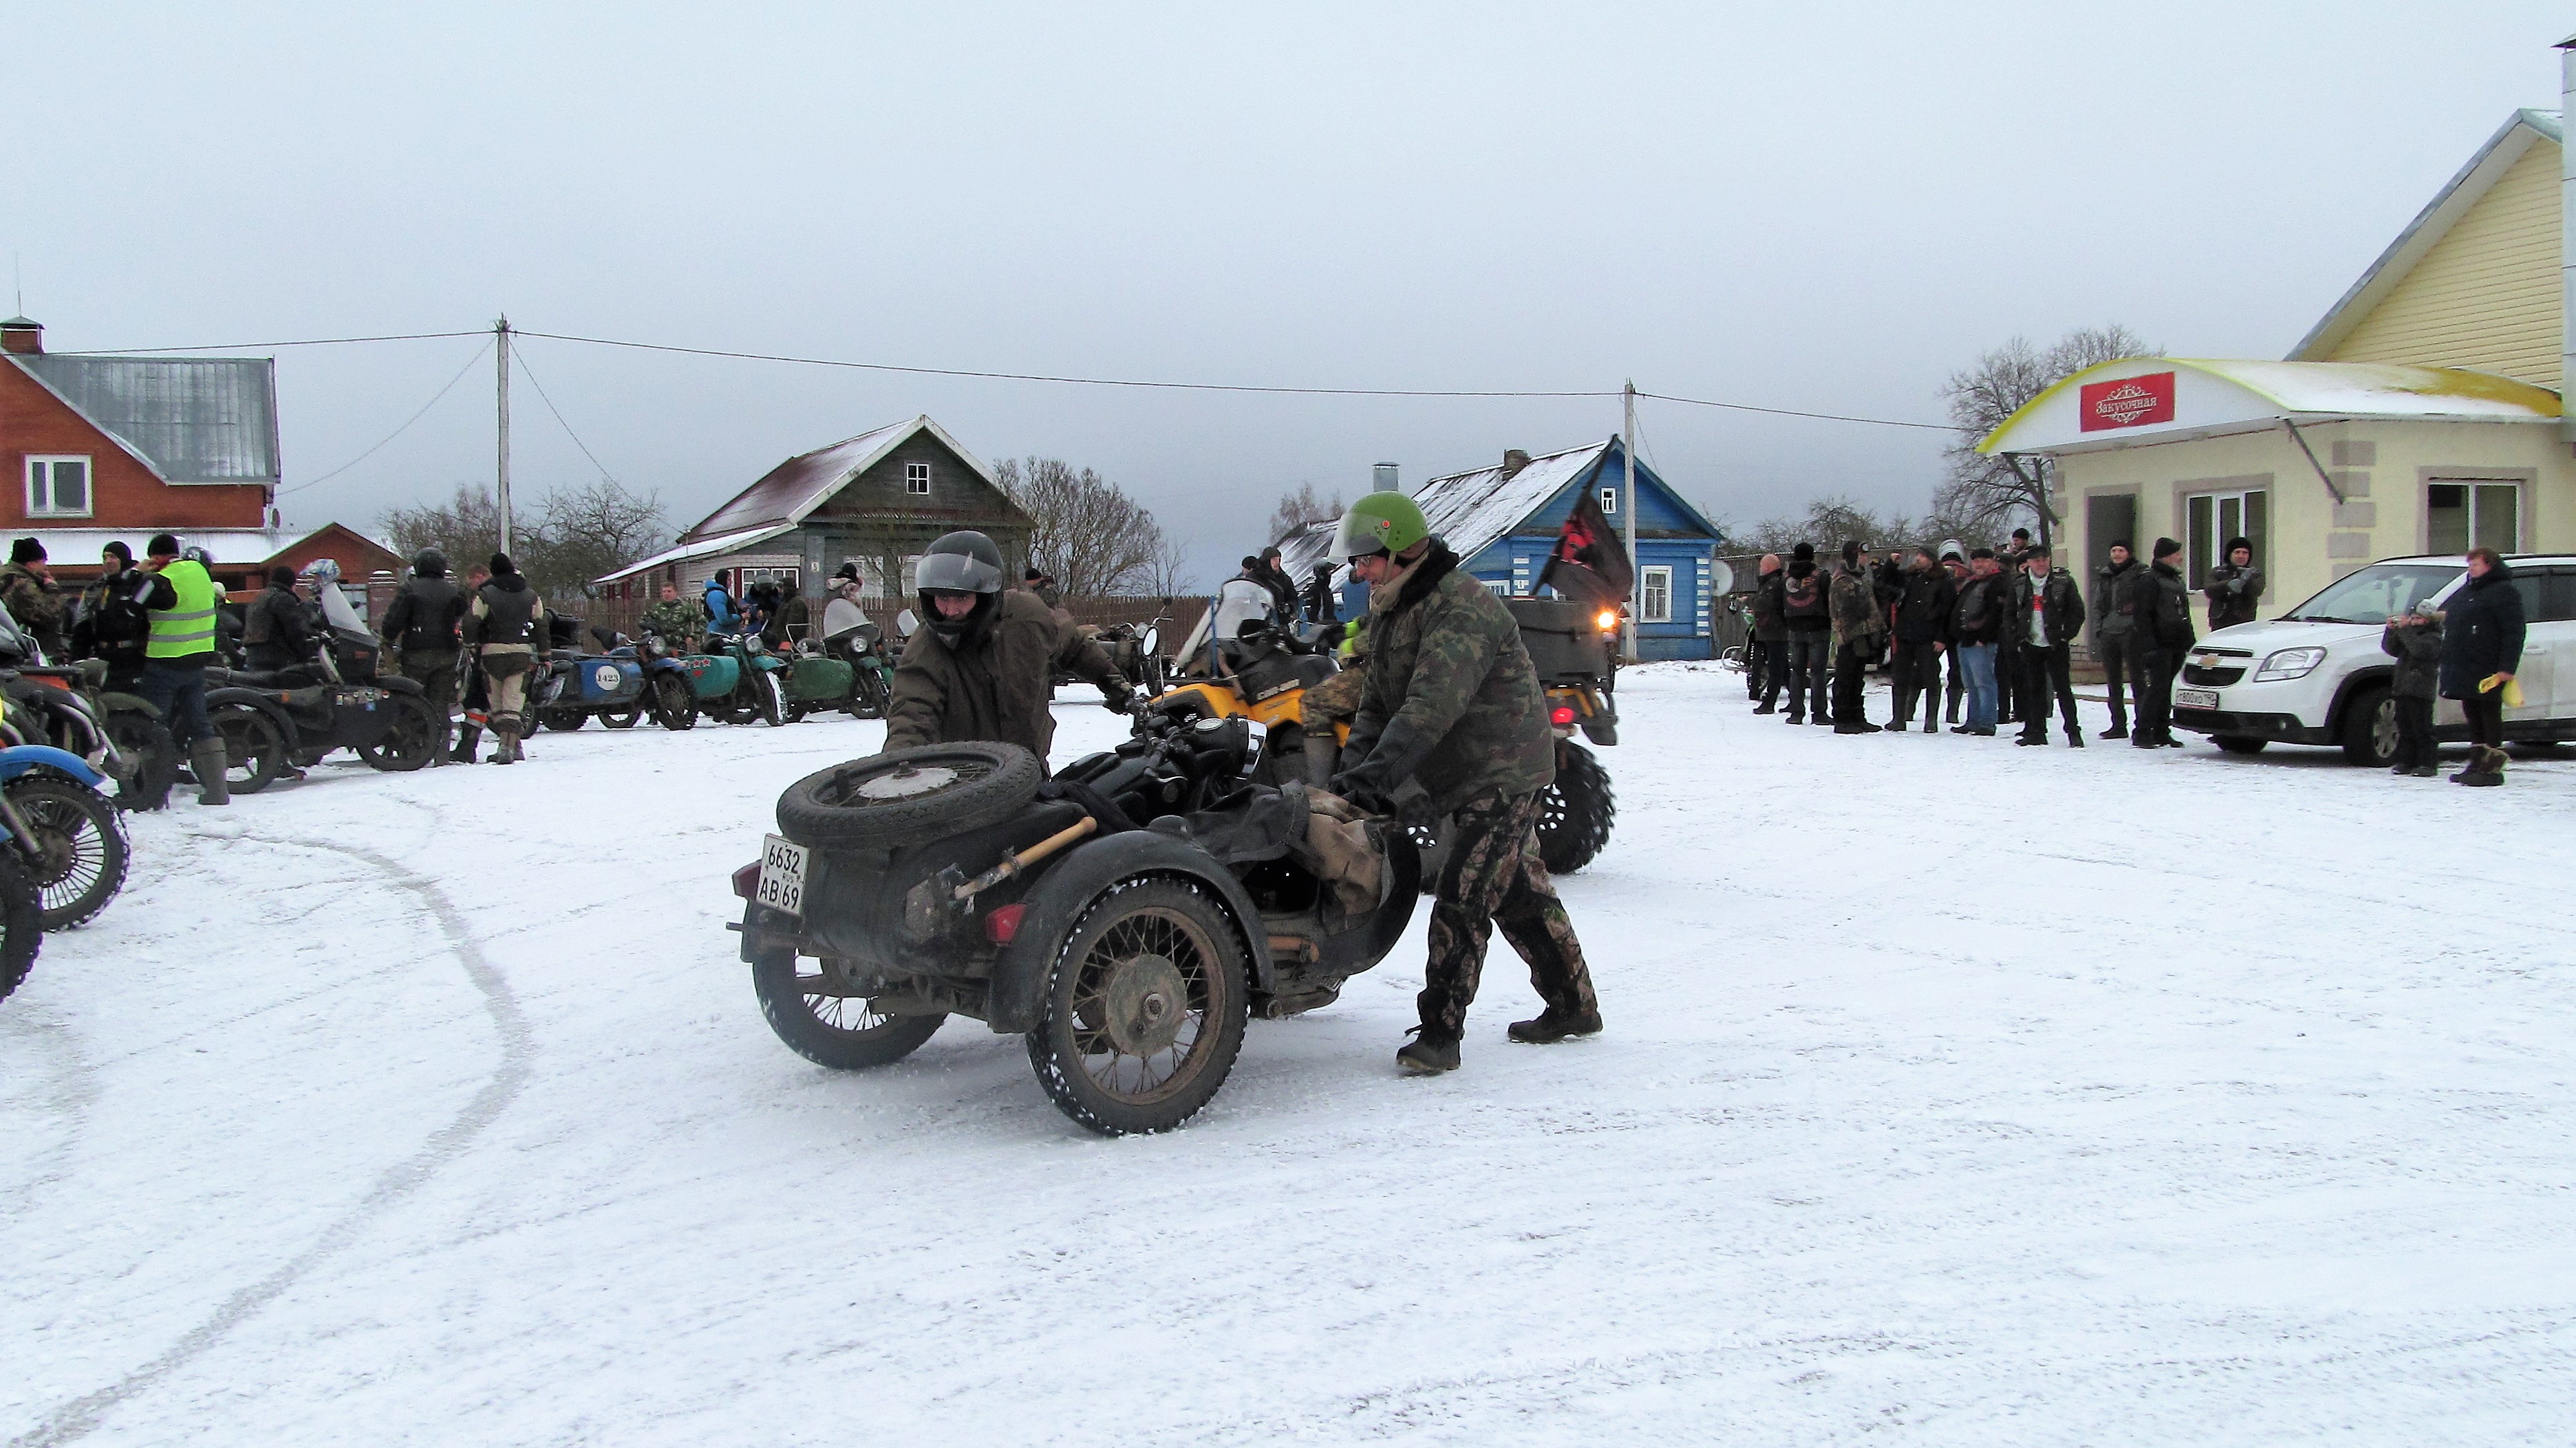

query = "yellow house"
[{"left": 1982, "top": 71, "right": 2576, "bottom": 630}]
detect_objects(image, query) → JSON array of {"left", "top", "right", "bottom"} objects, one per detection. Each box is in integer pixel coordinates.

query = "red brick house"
[{"left": 0, "top": 315, "right": 400, "bottom": 596}]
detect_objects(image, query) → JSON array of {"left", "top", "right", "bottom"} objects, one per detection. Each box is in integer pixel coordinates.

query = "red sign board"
[{"left": 2079, "top": 372, "right": 2176, "bottom": 431}]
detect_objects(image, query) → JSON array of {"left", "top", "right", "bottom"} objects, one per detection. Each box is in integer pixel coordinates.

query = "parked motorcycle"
[
  {"left": 731, "top": 710, "right": 1420, "bottom": 1136},
  {"left": 1, "top": 662, "right": 171, "bottom": 812},
  {"left": 681, "top": 630, "right": 789, "bottom": 727},
  {"left": 205, "top": 583, "right": 442, "bottom": 792},
  {"left": 528, "top": 618, "right": 650, "bottom": 732}
]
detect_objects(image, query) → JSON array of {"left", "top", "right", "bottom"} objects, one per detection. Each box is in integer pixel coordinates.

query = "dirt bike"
[{"left": 729, "top": 715, "right": 1420, "bottom": 1136}]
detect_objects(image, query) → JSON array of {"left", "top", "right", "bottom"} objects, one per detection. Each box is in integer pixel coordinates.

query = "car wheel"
[
  {"left": 1536, "top": 743, "right": 1616, "bottom": 875},
  {"left": 751, "top": 949, "right": 946, "bottom": 1069},
  {"left": 775, "top": 741, "right": 1043, "bottom": 850},
  {"left": 2339, "top": 684, "right": 2397, "bottom": 766},
  {"left": 2212, "top": 735, "right": 2268, "bottom": 755},
  {"left": 1025, "top": 877, "right": 1249, "bottom": 1136}
]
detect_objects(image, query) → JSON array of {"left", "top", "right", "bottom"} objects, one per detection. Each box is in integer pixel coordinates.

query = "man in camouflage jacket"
[
  {"left": 1329, "top": 502, "right": 1601, "bottom": 1076},
  {"left": 1827, "top": 540, "right": 1888, "bottom": 732}
]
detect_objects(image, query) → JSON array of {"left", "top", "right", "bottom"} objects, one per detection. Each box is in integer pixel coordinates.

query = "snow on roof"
[
  {"left": 1979, "top": 357, "right": 2562, "bottom": 456},
  {"left": 593, "top": 522, "right": 796, "bottom": 584},
  {"left": 678, "top": 414, "right": 1004, "bottom": 544},
  {"left": 1413, "top": 441, "right": 1611, "bottom": 566},
  {"left": 10, "top": 353, "right": 282, "bottom": 484},
  {"left": 2290, "top": 109, "right": 2563, "bottom": 363},
  {"left": 14, "top": 524, "right": 367, "bottom": 566}
]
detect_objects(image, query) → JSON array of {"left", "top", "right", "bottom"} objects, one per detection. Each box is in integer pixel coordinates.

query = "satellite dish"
[{"left": 1706, "top": 560, "right": 1735, "bottom": 596}]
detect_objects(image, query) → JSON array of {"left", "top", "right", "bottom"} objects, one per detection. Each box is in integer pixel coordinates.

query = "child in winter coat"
[{"left": 2381, "top": 606, "right": 2444, "bottom": 777}]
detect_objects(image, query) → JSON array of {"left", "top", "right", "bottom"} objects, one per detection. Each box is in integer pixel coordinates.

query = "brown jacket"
[{"left": 881, "top": 588, "right": 1120, "bottom": 760}]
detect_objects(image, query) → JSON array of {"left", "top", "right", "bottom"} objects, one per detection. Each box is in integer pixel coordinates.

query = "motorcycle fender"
[
  {"left": 1578, "top": 718, "right": 1618, "bottom": 747},
  {"left": 206, "top": 689, "right": 303, "bottom": 751},
  {"left": 0, "top": 744, "right": 108, "bottom": 787},
  {"left": 983, "top": 831, "right": 1276, "bottom": 1036},
  {"left": 100, "top": 692, "right": 164, "bottom": 721}
]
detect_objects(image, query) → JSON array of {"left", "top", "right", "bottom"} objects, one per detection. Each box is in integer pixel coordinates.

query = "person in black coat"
[
  {"left": 2133, "top": 537, "right": 2194, "bottom": 748},
  {"left": 2008, "top": 550, "right": 2087, "bottom": 746},
  {"left": 1887, "top": 546, "right": 1953, "bottom": 732},
  {"left": 241, "top": 566, "right": 316, "bottom": 673},
  {"left": 2438, "top": 548, "right": 2526, "bottom": 787},
  {"left": 1750, "top": 553, "right": 1788, "bottom": 711},
  {"left": 2381, "top": 605, "right": 2444, "bottom": 778},
  {"left": 1778, "top": 543, "right": 1832, "bottom": 725}
]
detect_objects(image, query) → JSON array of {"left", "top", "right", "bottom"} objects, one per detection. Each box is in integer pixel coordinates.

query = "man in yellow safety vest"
[{"left": 128, "top": 532, "right": 230, "bottom": 805}]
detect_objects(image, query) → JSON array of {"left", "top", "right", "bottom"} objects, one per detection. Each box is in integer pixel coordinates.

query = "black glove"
[
  {"left": 1328, "top": 718, "right": 1432, "bottom": 816},
  {"left": 1100, "top": 681, "right": 1135, "bottom": 714}
]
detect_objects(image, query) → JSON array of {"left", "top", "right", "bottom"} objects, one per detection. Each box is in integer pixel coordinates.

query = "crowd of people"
[{"left": 1737, "top": 527, "right": 2250, "bottom": 749}]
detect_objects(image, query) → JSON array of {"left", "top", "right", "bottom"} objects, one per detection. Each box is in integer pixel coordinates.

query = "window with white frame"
[
  {"left": 1599, "top": 486, "right": 1618, "bottom": 515},
  {"left": 25, "top": 456, "right": 92, "bottom": 518},
  {"left": 905, "top": 461, "right": 932, "bottom": 496},
  {"left": 2427, "top": 480, "right": 2519, "bottom": 555},
  {"left": 1640, "top": 565, "right": 1672, "bottom": 622},
  {"left": 2185, "top": 487, "right": 2266, "bottom": 590}
]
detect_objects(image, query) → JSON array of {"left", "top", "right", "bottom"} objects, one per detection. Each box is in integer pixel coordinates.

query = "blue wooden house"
[{"left": 1278, "top": 438, "right": 1726, "bottom": 660}]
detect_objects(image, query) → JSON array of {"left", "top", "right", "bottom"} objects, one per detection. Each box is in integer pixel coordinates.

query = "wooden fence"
[{"left": 541, "top": 590, "right": 1207, "bottom": 650}]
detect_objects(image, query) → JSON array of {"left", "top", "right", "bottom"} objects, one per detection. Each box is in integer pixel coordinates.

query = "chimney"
[
  {"left": 1372, "top": 461, "right": 1399, "bottom": 493},
  {"left": 1501, "top": 449, "right": 1531, "bottom": 479},
  {"left": 2562, "top": 33, "right": 2576, "bottom": 438},
  {"left": 1, "top": 317, "right": 41, "bottom": 355}
]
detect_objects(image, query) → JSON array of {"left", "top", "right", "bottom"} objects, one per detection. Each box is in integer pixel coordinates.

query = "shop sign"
[{"left": 2079, "top": 372, "right": 2176, "bottom": 432}]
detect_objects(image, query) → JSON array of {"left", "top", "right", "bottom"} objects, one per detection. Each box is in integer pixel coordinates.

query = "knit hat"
[
  {"left": 1792, "top": 542, "right": 1814, "bottom": 564},
  {"left": 1938, "top": 539, "right": 1965, "bottom": 563},
  {"left": 2011, "top": 527, "right": 2032, "bottom": 542},
  {"left": 2108, "top": 539, "right": 2132, "bottom": 553},
  {"left": 1840, "top": 540, "right": 1863, "bottom": 566},
  {"left": 2225, "top": 535, "right": 2253, "bottom": 558},
  {"left": 147, "top": 533, "right": 181, "bottom": 559},
  {"left": 102, "top": 541, "right": 133, "bottom": 567},
  {"left": 268, "top": 565, "right": 298, "bottom": 588},
  {"left": 489, "top": 552, "right": 517, "bottom": 576},
  {"left": 2153, "top": 537, "right": 2182, "bottom": 560},
  {"left": 1969, "top": 547, "right": 1995, "bottom": 561},
  {"left": 8, "top": 538, "right": 43, "bottom": 565}
]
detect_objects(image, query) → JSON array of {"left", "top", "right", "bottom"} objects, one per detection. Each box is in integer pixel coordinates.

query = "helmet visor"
[
  {"left": 1331, "top": 509, "right": 1389, "bottom": 561},
  {"left": 914, "top": 549, "right": 1004, "bottom": 595}
]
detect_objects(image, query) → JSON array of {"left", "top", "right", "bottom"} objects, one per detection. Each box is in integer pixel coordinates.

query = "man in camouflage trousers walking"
[{"left": 1327, "top": 493, "right": 1602, "bottom": 1075}]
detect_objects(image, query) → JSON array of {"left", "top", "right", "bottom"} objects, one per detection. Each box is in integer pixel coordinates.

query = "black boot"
[
  {"left": 449, "top": 723, "right": 482, "bottom": 765},
  {"left": 1508, "top": 1007, "right": 1603, "bottom": 1043},
  {"left": 1397, "top": 1026, "right": 1461, "bottom": 1075}
]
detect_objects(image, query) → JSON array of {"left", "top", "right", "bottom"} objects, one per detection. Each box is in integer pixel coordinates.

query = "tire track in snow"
[
  {"left": 12, "top": 838, "right": 530, "bottom": 1448},
  {"left": 0, "top": 1007, "right": 98, "bottom": 1225}
]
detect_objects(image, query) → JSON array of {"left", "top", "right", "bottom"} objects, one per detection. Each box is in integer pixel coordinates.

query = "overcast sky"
[{"left": 6, "top": 2, "right": 2568, "bottom": 581}]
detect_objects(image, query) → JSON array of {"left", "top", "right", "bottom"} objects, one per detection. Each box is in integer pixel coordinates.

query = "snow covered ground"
[{"left": 7, "top": 664, "right": 2575, "bottom": 1446}]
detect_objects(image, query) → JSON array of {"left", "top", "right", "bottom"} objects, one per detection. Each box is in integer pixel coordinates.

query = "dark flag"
[{"left": 1534, "top": 491, "right": 1634, "bottom": 610}]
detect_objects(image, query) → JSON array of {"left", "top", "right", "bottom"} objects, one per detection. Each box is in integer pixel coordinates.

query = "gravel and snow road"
[{"left": 8, "top": 664, "right": 2574, "bottom": 1445}]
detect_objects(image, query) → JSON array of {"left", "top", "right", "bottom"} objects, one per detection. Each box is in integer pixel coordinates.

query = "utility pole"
[
  {"left": 495, "top": 315, "right": 513, "bottom": 556},
  {"left": 1622, "top": 379, "right": 1639, "bottom": 661}
]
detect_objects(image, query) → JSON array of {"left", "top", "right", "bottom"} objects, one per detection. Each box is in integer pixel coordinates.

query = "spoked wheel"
[
  {"left": 0, "top": 851, "right": 41, "bottom": 1001},
  {"left": 751, "top": 950, "right": 946, "bottom": 1069},
  {"left": 103, "top": 709, "right": 179, "bottom": 811},
  {"left": 7, "top": 778, "right": 131, "bottom": 930},
  {"left": 358, "top": 694, "right": 442, "bottom": 771},
  {"left": 210, "top": 705, "right": 288, "bottom": 795},
  {"left": 756, "top": 671, "right": 787, "bottom": 727},
  {"left": 601, "top": 706, "right": 641, "bottom": 730},
  {"left": 776, "top": 742, "right": 1042, "bottom": 849},
  {"left": 650, "top": 673, "right": 697, "bottom": 730},
  {"left": 1535, "top": 742, "right": 1616, "bottom": 875},
  {"left": 848, "top": 668, "right": 890, "bottom": 720},
  {"left": 1026, "top": 877, "right": 1249, "bottom": 1136}
]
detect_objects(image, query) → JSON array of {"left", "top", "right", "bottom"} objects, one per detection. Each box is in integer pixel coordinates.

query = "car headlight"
[{"left": 2253, "top": 646, "right": 2327, "bottom": 681}]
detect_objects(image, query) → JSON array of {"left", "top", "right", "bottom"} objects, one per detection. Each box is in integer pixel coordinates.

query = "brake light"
[
  {"left": 985, "top": 902, "right": 1028, "bottom": 945},
  {"left": 731, "top": 862, "right": 760, "bottom": 900},
  {"left": 1550, "top": 705, "right": 1576, "bottom": 726},
  {"left": 1595, "top": 610, "right": 1619, "bottom": 633}
]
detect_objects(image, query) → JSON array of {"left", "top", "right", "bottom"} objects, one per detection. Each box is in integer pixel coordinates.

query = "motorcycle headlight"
[{"left": 2253, "top": 646, "right": 2327, "bottom": 681}]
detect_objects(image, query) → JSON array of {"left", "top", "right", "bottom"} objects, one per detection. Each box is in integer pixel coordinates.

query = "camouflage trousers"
[
  {"left": 1421, "top": 789, "right": 1598, "bottom": 1038},
  {"left": 1298, "top": 666, "right": 1364, "bottom": 731}
]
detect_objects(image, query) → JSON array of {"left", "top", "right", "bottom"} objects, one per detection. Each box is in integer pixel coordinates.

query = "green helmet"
[{"left": 1331, "top": 492, "right": 1428, "bottom": 560}]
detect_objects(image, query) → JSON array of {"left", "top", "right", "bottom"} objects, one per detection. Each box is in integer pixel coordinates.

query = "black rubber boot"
[
  {"left": 1397, "top": 1027, "right": 1460, "bottom": 1075},
  {"left": 449, "top": 725, "right": 482, "bottom": 765},
  {"left": 1508, "top": 1008, "right": 1603, "bottom": 1043},
  {"left": 189, "top": 737, "right": 231, "bottom": 807}
]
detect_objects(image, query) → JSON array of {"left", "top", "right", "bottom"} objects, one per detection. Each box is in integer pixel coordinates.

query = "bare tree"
[
  {"left": 1145, "top": 529, "right": 1196, "bottom": 601},
  {"left": 530, "top": 478, "right": 670, "bottom": 596},
  {"left": 1266, "top": 482, "right": 1343, "bottom": 546},
  {"left": 994, "top": 456, "right": 1173, "bottom": 599},
  {"left": 1732, "top": 495, "right": 1922, "bottom": 559},
  {"left": 382, "top": 483, "right": 513, "bottom": 575},
  {"left": 1938, "top": 323, "right": 2156, "bottom": 550}
]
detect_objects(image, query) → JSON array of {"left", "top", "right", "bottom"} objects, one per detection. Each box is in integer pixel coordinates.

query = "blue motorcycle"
[{"left": 0, "top": 745, "right": 118, "bottom": 1001}]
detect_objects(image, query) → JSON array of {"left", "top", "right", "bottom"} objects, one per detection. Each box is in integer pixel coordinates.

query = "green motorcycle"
[{"left": 680, "top": 629, "right": 789, "bottom": 727}]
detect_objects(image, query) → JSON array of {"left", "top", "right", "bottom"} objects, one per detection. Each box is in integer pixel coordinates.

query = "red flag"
[{"left": 1535, "top": 491, "right": 1633, "bottom": 607}]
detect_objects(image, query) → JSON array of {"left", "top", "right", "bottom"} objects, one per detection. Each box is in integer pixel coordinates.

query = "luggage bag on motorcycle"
[{"left": 1505, "top": 597, "right": 1616, "bottom": 683}]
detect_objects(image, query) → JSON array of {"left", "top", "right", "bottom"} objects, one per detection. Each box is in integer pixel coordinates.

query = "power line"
[
  {"left": 508, "top": 340, "right": 620, "bottom": 485},
  {"left": 279, "top": 340, "right": 493, "bottom": 496},
  {"left": 54, "top": 329, "right": 487, "bottom": 355},
  {"left": 515, "top": 328, "right": 1619, "bottom": 401},
  {"left": 1636, "top": 390, "right": 1952, "bottom": 432}
]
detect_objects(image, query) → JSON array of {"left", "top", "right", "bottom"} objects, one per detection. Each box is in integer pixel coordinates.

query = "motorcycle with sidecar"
[
  {"left": 676, "top": 630, "right": 789, "bottom": 727},
  {"left": 204, "top": 584, "right": 442, "bottom": 792},
  {"left": 729, "top": 711, "right": 1419, "bottom": 1136},
  {"left": 528, "top": 618, "right": 652, "bottom": 733}
]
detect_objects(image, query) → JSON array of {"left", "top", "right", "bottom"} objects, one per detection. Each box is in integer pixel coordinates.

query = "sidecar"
[
  {"left": 729, "top": 730, "right": 1418, "bottom": 1136},
  {"left": 531, "top": 621, "right": 651, "bottom": 732}
]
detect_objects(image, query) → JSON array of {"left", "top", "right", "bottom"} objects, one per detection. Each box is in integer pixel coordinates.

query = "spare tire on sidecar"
[{"left": 738, "top": 733, "right": 1419, "bottom": 1136}]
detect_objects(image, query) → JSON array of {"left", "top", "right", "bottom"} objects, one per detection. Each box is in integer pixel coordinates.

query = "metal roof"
[
  {"left": 678, "top": 414, "right": 1012, "bottom": 544},
  {"left": 10, "top": 354, "right": 281, "bottom": 485}
]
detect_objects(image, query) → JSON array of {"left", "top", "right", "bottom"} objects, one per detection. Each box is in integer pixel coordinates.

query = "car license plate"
[
  {"left": 755, "top": 833, "right": 809, "bottom": 918},
  {"left": 2174, "top": 687, "right": 2220, "bottom": 710}
]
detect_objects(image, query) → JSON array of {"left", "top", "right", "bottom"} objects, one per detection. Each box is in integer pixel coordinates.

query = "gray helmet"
[
  {"left": 414, "top": 547, "right": 448, "bottom": 577},
  {"left": 915, "top": 531, "right": 1007, "bottom": 648},
  {"left": 914, "top": 531, "right": 1005, "bottom": 595}
]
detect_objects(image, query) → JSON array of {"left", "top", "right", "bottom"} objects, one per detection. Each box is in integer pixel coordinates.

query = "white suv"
[{"left": 2168, "top": 553, "right": 2576, "bottom": 766}]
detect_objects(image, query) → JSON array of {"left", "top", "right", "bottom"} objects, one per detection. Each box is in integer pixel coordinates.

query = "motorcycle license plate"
[
  {"left": 2174, "top": 688, "right": 2220, "bottom": 710},
  {"left": 756, "top": 834, "right": 809, "bottom": 918}
]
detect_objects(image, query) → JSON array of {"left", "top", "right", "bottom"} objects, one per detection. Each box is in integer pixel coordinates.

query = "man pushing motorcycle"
[
  {"left": 880, "top": 530, "right": 1132, "bottom": 761},
  {"left": 1324, "top": 493, "right": 1602, "bottom": 1075}
]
